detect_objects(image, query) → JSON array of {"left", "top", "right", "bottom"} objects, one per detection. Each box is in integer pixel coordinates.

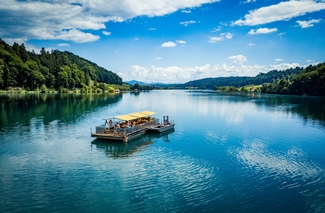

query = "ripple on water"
[
  {"left": 230, "top": 138, "right": 325, "bottom": 212},
  {"left": 100, "top": 146, "right": 221, "bottom": 212}
]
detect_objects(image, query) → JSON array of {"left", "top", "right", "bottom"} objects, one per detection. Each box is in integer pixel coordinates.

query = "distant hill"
[
  {"left": 0, "top": 38, "right": 122, "bottom": 90},
  {"left": 182, "top": 67, "right": 304, "bottom": 89}
]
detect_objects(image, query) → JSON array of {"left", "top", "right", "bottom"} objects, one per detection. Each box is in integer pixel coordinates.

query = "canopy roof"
[
  {"left": 114, "top": 114, "right": 136, "bottom": 121},
  {"left": 112, "top": 110, "right": 156, "bottom": 121},
  {"left": 140, "top": 110, "right": 156, "bottom": 116}
]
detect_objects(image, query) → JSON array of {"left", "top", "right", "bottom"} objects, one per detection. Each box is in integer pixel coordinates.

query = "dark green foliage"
[
  {"left": 183, "top": 67, "right": 303, "bottom": 89},
  {"left": 130, "top": 83, "right": 153, "bottom": 90},
  {"left": 261, "top": 63, "right": 325, "bottom": 96},
  {"left": 0, "top": 38, "right": 122, "bottom": 90}
]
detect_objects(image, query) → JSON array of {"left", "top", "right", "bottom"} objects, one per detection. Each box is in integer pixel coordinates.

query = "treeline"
[
  {"left": 182, "top": 67, "right": 303, "bottom": 89},
  {"left": 130, "top": 83, "right": 154, "bottom": 90},
  {"left": 261, "top": 63, "right": 325, "bottom": 96},
  {"left": 0, "top": 38, "right": 122, "bottom": 91}
]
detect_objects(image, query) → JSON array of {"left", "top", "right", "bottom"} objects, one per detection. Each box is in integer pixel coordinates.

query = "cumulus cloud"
[
  {"left": 0, "top": 0, "right": 219, "bottom": 43},
  {"left": 296, "top": 19, "right": 321, "bottom": 28},
  {"left": 55, "top": 29, "right": 100, "bottom": 43},
  {"left": 233, "top": 0, "right": 325, "bottom": 26},
  {"left": 161, "top": 41, "right": 176, "bottom": 47},
  {"left": 181, "top": 9, "right": 192, "bottom": 13},
  {"left": 120, "top": 61, "right": 304, "bottom": 83},
  {"left": 248, "top": 28, "right": 278, "bottom": 35},
  {"left": 269, "top": 62, "right": 301, "bottom": 70},
  {"left": 102, "top": 31, "right": 111, "bottom": 36},
  {"left": 121, "top": 62, "right": 262, "bottom": 83},
  {"left": 275, "top": 58, "right": 284, "bottom": 62},
  {"left": 176, "top": 40, "right": 187, "bottom": 44},
  {"left": 209, "top": 33, "right": 233, "bottom": 43},
  {"left": 212, "top": 27, "right": 221, "bottom": 32},
  {"left": 180, "top": 20, "right": 197, "bottom": 26},
  {"left": 228, "top": 55, "right": 247, "bottom": 63},
  {"left": 244, "top": 0, "right": 257, "bottom": 3},
  {"left": 58, "top": 43, "right": 70, "bottom": 47}
]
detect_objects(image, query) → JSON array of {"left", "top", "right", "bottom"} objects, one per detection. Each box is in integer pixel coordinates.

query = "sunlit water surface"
[{"left": 1, "top": 90, "right": 325, "bottom": 213}]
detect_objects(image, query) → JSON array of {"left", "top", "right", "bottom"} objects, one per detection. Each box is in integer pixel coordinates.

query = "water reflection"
[
  {"left": 252, "top": 94, "right": 325, "bottom": 126},
  {"left": 188, "top": 91, "right": 325, "bottom": 128},
  {"left": 230, "top": 139, "right": 325, "bottom": 212},
  {"left": 91, "top": 130, "right": 175, "bottom": 159},
  {"left": 0, "top": 93, "right": 122, "bottom": 128}
]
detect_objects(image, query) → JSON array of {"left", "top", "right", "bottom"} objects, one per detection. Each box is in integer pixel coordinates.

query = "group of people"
[
  {"left": 105, "top": 119, "right": 132, "bottom": 135},
  {"left": 105, "top": 116, "right": 155, "bottom": 135}
]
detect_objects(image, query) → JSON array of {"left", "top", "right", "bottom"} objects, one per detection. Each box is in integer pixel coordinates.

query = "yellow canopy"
[
  {"left": 114, "top": 114, "right": 137, "bottom": 121},
  {"left": 139, "top": 110, "right": 156, "bottom": 116},
  {"left": 113, "top": 110, "right": 156, "bottom": 121},
  {"left": 129, "top": 112, "right": 147, "bottom": 118}
]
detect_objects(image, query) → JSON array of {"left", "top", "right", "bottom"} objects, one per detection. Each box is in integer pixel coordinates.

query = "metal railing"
[{"left": 95, "top": 118, "right": 160, "bottom": 136}]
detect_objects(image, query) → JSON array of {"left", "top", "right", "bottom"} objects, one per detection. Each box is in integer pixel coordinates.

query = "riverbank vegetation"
[
  {"left": 182, "top": 67, "right": 303, "bottom": 89},
  {"left": 0, "top": 39, "right": 123, "bottom": 93},
  {"left": 181, "top": 63, "right": 325, "bottom": 96},
  {"left": 261, "top": 63, "right": 325, "bottom": 96}
]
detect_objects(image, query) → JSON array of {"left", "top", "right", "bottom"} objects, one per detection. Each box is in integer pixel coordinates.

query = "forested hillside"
[
  {"left": 0, "top": 39, "right": 122, "bottom": 91},
  {"left": 183, "top": 67, "right": 303, "bottom": 89},
  {"left": 261, "top": 63, "right": 325, "bottom": 96}
]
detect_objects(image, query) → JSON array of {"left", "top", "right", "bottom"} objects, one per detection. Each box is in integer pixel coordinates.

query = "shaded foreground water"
[{"left": 1, "top": 90, "right": 325, "bottom": 213}]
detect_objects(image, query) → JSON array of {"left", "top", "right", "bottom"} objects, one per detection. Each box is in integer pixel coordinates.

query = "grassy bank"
[{"left": 0, "top": 84, "right": 131, "bottom": 94}]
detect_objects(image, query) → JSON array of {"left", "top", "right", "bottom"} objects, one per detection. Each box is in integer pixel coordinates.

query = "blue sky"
[{"left": 0, "top": 0, "right": 324, "bottom": 83}]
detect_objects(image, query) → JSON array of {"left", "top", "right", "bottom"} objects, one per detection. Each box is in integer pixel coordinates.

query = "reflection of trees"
[
  {"left": 91, "top": 130, "right": 175, "bottom": 158},
  {"left": 253, "top": 95, "right": 325, "bottom": 127},
  {"left": 196, "top": 91, "right": 325, "bottom": 128},
  {"left": 0, "top": 93, "right": 122, "bottom": 128}
]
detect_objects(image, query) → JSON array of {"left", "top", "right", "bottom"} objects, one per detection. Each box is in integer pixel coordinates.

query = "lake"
[{"left": 1, "top": 90, "right": 325, "bottom": 213}]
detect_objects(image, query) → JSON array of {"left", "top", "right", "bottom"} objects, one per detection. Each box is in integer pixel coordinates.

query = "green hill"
[
  {"left": 261, "top": 63, "right": 325, "bottom": 96},
  {"left": 0, "top": 38, "right": 122, "bottom": 91},
  {"left": 183, "top": 67, "right": 303, "bottom": 89}
]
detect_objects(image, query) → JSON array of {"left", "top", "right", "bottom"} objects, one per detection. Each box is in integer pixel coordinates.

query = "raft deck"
[{"left": 91, "top": 111, "right": 175, "bottom": 142}]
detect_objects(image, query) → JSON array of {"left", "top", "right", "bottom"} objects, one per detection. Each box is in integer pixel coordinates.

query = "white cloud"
[
  {"left": 161, "top": 41, "right": 176, "bottom": 47},
  {"left": 0, "top": 0, "right": 219, "bottom": 43},
  {"left": 269, "top": 62, "right": 301, "bottom": 70},
  {"left": 275, "top": 58, "right": 284, "bottom": 62},
  {"left": 244, "top": 0, "right": 257, "bottom": 3},
  {"left": 120, "top": 61, "right": 306, "bottom": 83},
  {"left": 228, "top": 55, "right": 247, "bottom": 63},
  {"left": 155, "top": 57, "right": 162, "bottom": 60},
  {"left": 122, "top": 63, "right": 260, "bottom": 83},
  {"left": 233, "top": 0, "right": 325, "bottom": 26},
  {"left": 176, "top": 40, "right": 187, "bottom": 44},
  {"left": 225, "top": 33, "right": 233, "bottom": 39},
  {"left": 209, "top": 33, "right": 233, "bottom": 43},
  {"left": 212, "top": 27, "right": 221, "bottom": 32},
  {"left": 180, "top": 20, "right": 197, "bottom": 26},
  {"left": 296, "top": 19, "right": 321, "bottom": 28},
  {"left": 249, "top": 43, "right": 255, "bottom": 46},
  {"left": 58, "top": 43, "right": 70, "bottom": 47},
  {"left": 54, "top": 29, "right": 100, "bottom": 43},
  {"left": 248, "top": 28, "right": 278, "bottom": 35},
  {"left": 209, "top": 36, "right": 223, "bottom": 43},
  {"left": 149, "top": 28, "right": 157, "bottom": 31},
  {"left": 102, "top": 31, "right": 111, "bottom": 36},
  {"left": 181, "top": 9, "right": 191, "bottom": 13}
]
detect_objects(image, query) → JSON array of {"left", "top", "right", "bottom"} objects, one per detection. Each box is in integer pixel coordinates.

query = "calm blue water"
[{"left": 1, "top": 90, "right": 325, "bottom": 213}]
